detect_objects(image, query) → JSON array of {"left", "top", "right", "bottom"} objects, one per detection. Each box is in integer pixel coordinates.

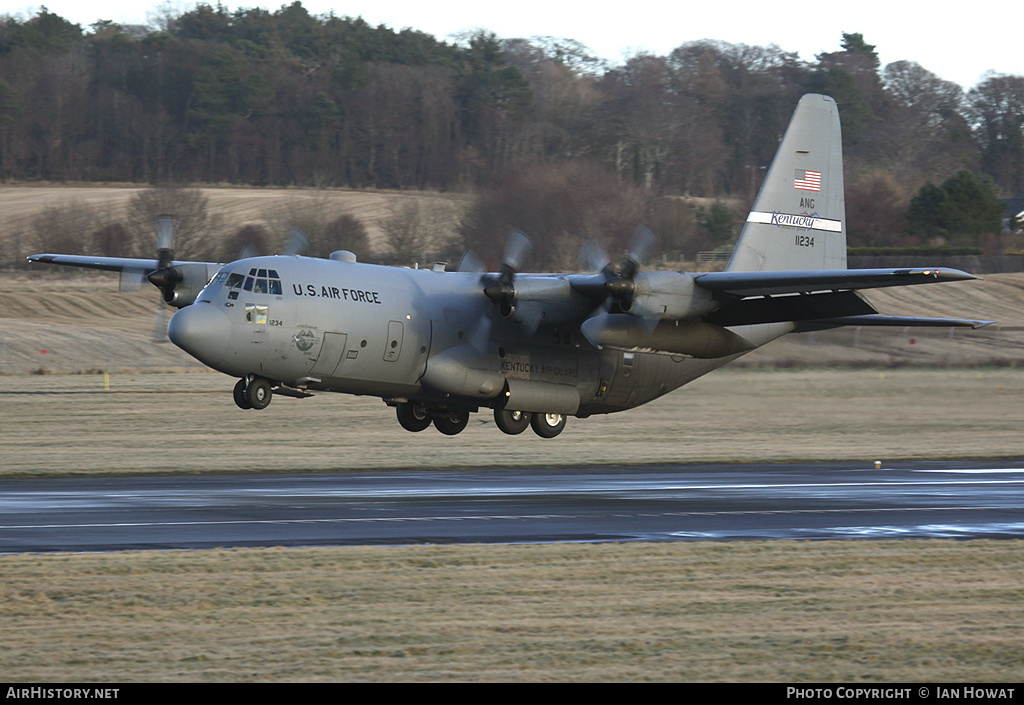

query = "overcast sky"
[{"left": 3, "top": 0, "right": 1019, "bottom": 89}]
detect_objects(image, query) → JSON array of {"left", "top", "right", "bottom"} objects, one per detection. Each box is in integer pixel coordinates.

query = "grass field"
[
  {"left": 0, "top": 183, "right": 466, "bottom": 255},
  {"left": 1, "top": 541, "right": 1021, "bottom": 681},
  {"left": 3, "top": 367, "right": 1024, "bottom": 475}
]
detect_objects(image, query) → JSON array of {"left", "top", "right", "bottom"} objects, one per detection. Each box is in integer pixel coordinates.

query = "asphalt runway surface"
[{"left": 2, "top": 461, "right": 1024, "bottom": 552}]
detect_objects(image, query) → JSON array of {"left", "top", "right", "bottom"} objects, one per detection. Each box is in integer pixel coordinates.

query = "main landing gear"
[
  {"left": 395, "top": 402, "right": 566, "bottom": 438},
  {"left": 233, "top": 376, "right": 273, "bottom": 410},
  {"left": 395, "top": 402, "right": 469, "bottom": 435},
  {"left": 493, "top": 408, "right": 566, "bottom": 438}
]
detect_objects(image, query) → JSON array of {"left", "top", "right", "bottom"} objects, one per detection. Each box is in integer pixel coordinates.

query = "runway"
[{"left": 2, "top": 460, "right": 1024, "bottom": 552}]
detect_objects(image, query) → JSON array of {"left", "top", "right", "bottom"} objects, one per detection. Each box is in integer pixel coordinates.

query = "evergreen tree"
[{"left": 906, "top": 171, "right": 1003, "bottom": 245}]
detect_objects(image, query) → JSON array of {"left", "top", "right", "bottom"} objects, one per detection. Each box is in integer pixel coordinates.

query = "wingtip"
[{"left": 932, "top": 268, "right": 981, "bottom": 282}]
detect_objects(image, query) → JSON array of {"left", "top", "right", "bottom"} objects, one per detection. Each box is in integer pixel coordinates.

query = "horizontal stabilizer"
[{"left": 696, "top": 268, "right": 979, "bottom": 298}]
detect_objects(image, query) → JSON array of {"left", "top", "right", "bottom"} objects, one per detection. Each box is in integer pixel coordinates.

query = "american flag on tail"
[{"left": 794, "top": 169, "right": 821, "bottom": 191}]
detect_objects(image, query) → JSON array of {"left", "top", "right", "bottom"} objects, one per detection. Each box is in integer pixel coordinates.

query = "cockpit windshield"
[{"left": 206, "top": 266, "right": 283, "bottom": 300}]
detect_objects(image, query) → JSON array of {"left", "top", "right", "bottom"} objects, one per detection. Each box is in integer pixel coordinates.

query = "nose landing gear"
[{"left": 233, "top": 376, "right": 273, "bottom": 410}]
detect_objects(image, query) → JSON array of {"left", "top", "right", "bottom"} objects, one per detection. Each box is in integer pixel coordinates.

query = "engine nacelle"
[
  {"left": 504, "top": 277, "right": 591, "bottom": 327},
  {"left": 581, "top": 314, "right": 756, "bottom": 358},
  {"left": 629, "top": 271, "right": 718, "bottom": 320},
  {"left": 150, "top": 262, "right": 221, "bottom": 308}
]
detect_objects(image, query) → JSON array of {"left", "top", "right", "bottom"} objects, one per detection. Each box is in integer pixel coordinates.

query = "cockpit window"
[
  {"left": 225, "top": 268, "right": 283, "bottom": 295},
  {"left": 211, "top": 267, "right": 284, "bottom": 298}
]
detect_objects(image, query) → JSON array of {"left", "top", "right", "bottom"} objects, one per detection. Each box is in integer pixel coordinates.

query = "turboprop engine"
[
  {"left": 576, "top": 263, "right": 748, "bottom": 357},
  {"left": 148, "top": 262, "right": 222, "bottom": 308}
]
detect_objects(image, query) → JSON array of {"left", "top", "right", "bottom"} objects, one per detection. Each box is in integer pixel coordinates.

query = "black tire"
[
  {"left": 246, "top": 377, "right": 273, "bottom": 410},
  {"left": 396, "top": 402, "right": 432, "bottom": 432},
  {"left": 530, "top": 412, "right": 566, "bottom": 438},
  {"left": 433, "top": 409, "right": 470, "bottom": 436},
  {"left": 233, "top": 378, "right": 252, "bottom": 409},
  {"left": 494, "top": 408, "right": 531, "bottom": 435}
]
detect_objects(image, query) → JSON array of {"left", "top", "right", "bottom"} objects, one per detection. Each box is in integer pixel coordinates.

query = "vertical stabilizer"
[{"left": 726, "top": 94, "right": 846, "bottom": 272}]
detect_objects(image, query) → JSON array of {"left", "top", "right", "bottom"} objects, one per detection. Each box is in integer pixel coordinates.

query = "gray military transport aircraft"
[{"left": 29, "top": 94, "right": 991, "bottom": 438}]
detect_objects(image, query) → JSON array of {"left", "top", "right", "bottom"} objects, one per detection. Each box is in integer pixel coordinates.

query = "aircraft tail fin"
[{"left": 727, "top": 94, "right": 846, "bottom": 273}]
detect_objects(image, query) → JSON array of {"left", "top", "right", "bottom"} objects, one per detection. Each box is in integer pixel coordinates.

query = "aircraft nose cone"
[{"left": 168, "top": 303, "right": 231, "bottom": 366}]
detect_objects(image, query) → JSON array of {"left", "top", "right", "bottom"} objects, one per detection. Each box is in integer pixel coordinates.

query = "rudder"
[{"left": 726, "top": 94, "right": 846, "bottom": 272}]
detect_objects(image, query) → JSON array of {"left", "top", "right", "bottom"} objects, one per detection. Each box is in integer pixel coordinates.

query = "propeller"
[
  {"left": 459, "top": 230, "right": 535, "bottom": 351},
  {"left": 577, "top": 226, "right": 657, "bottom": 313},
  {"left": 146, "top": 215, "right": 177, "bottom": 343},
  {"left": 577, "top": 226, "right": 661, "bottom": 347},
  {"left": 237, "top": 226, "right": 309, "bottom": 260},
  {"left": 483, "top": 229, "right": 532, "bottom": 318}
]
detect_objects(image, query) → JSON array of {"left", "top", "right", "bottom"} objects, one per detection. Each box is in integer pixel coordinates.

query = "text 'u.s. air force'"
[{"left": 292, "top": 284, "right": 381, "bottom": 303}]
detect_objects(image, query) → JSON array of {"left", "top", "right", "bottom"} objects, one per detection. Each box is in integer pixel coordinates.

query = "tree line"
[{"left": 1, "top": 4, "right": 1022, "bottom": 266}]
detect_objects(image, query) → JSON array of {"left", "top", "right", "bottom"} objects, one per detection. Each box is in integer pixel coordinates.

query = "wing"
[
  {"left": 694, "top": 267, "right": 980, "bottom": 296},
  {"left": 27, "top": 254, "right": 218, "bottom": 274},
  {"left": 28, "top": 254, "right": 224, "bottom": 308}
]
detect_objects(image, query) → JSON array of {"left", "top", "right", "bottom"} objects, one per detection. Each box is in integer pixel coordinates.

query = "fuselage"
[{"left": 167, "top": 255, "right": 791, "bottom": 417}]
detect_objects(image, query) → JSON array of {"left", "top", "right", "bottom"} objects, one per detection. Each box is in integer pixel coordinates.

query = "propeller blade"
[
  {"left": 457, "top": 249, "right": 485, "bottom": 274},
  {"left": 630, "top": 296, "right": 662, "bottom": 335},
  {"left": 578, "top": 238, "right": 610, "bottom": 273},
  {"left": 118, "top": 267, "right": 146, "bottom": 293},
  {"left": 155, "top": 215, "right": 175, "bottom": 270},
  {"left": 468, "top": 315, "right": 492, "bottom": 353},
  {"left": 503, "top": 229, "right": 532, "bottom": 273},
  {"left": 151, "top": 304, "right": 169, "bottom": 344},
  {"left": 283, "top": 227, "right": 309, "bottom": 256},
  {"left": 580, "top": 310, "right": 611, "bottom": 349},
  {"left": 155, "top": 215, "right": 175, "bottom": 251},
  {"left": 628, "top": 225, "right": 657, "bottom": 267},
  {"left": 239, "top": 242, "right": 261, "bottom": 260}
]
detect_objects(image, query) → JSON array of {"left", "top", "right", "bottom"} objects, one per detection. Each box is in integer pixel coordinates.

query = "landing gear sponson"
[{"left": 232, "top": 379, "right": 567, "bottom": 438}]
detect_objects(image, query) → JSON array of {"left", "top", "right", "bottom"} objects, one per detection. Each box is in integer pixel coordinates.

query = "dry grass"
[
  {"left": 2, "top": 367, "right": 1024, "bottom": 476},
  {"left": 1, "top": 541, "right": 1021, "bottom": 681}
]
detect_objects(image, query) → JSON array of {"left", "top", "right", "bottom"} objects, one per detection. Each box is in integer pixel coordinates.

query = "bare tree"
[
  {"left": 458, "top": 162, "right": 646, "bottom": 271},
  {"left": 29, "top": 200, "right": 100, "bottom": 256},
  {"left": 125, "top": 186, "right": 215, "bottom": 259},
  {"left": 380, "top": 198, "right": 462, "bottom": 265}
]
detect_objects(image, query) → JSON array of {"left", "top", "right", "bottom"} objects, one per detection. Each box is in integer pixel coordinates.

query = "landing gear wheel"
[
  {"left": 494, "top": 408, "right": 531, "bottom": 435},
  {"left": 233, "top": 378, "right": 252, "bottom": 409},
  {"left": 396, "top": 402, "right": 432, "bottom": 432},
  {"left": 433, "top": 409, "right": 470, "bottom": 436},
  {"left": 246, "top": 377, "right": 273, "bottom": 410},
  {"left": 530, "top": 412, "right": 566, "bottom": 438}
]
